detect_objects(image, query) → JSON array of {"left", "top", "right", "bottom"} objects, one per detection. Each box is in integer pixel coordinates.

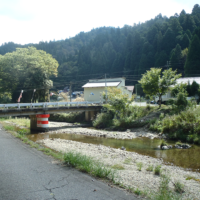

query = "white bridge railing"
[{"left": 0, "top": 101, "right": 102, "bottom": 110}]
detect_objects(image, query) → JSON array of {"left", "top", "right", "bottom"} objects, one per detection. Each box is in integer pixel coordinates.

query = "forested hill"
[{"left": 0, "top": 4, "right": 200, "bottom": 90}]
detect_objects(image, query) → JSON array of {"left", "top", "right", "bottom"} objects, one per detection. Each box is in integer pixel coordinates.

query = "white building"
[
  {"left": 156, "top": 77, "right": 200, "bottom": 103},
  {"left": 82, "top": 77, "right": 134, "bottom": 102}
]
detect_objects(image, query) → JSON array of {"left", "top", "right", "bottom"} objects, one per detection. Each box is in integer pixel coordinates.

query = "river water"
[{"left": 28, "top": 132, "right": 200, "bottom": 171}]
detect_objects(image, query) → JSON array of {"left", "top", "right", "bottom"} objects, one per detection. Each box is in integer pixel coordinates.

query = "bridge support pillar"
[
  {"left": 85, "top": 111, "right": 98, "bottom": 121},
  {"left": 30, "top": 115, "right": 49, "bottom": 132},
  {"left": 30, "top": 115, "right": 37, "bottom": 131}
]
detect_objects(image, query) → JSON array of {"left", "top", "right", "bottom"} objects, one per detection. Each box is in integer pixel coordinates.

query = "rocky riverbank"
[
  {"left": 35, "top": 121, "right": 200, "bottom": 199},
  {"left": 39, "top": 138, "right": 200, "bottom": 199}
]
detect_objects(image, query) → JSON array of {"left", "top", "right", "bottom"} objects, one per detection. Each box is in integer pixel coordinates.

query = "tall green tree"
[
  {"left": 162, "top": 28, "right": 176, "bottom": 54},
  {"left": 155, "top": 51, "right": 168, "bottom": 67},
  {"left": 182, "top": 14, "right": 196, "bottom": 32},
  {"left": 170, "top": 44, "right": 182, "bottom": 70},
  {"left": 184, "top": 35, "right": 200, "bottom": 76},
  {"left": 179, "top": 9, "right": 186, "bottom": 27},
  {"left": 139, "top": 68, "right": 181, "bottom": 107},
  {"left": 192, "top": 4, "right": 200, "bottom": 16},
  {"left": 169, "top": 17, "right": 183, "bottom": 35},
  {"left": 0, "top": 47, "right": 58, "bottom": 102},
  {"left": 181, "top": 33, "right": 190, "bottom": 49}
]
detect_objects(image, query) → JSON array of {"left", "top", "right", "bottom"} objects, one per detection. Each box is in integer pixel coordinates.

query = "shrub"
[
  {"left": 146, "top": 104, "right": 151, "bottom": 111},
  {"left": 146, "top": 165, "right": 154, "bottom": 172},
  {"left": 49, "top": 112, "right": 85, "bottom": 123},
  {"left": 150, "top": 107, "right": 200, "bottom": 144},
  {"left": 174, "top": 180, "right": 185, "bottom": 193},
  {"left": 160, "top": 139, "right": 168, "bottom": 149},
  {"left": 17, "top": 128, "right": 29, "bottom": 135},
  {"left": 134, "top": 188, "right": 142, "bottom": 195},
  {"left": 136, "top": 162, "right": 143, "bottom": 171},
  {"left": 93, "top": 113, "right": 113, "bottom": 128},
  {"left": 152, "top": 174, "right": 180, "bottom": 200},
  {"left": 123, "top": 158, "right": 132, "bottom": 164},
  {"left": 3, "top": 125, "right": 15, "bottom": 131},
  {"left": 185, "top": 175, "right": 200, "bottom": 182},
  {"left": 175, "top": 92, "right": 188, "bottom": 111},
  {"left": 111, "top": 164, "right": 125, "bottom": 170},
  {"left": 154, "top": 165, "right": 161, "bottom": 175}
]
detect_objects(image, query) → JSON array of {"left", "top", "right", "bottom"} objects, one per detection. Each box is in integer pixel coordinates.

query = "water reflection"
[{"left": 27, "top": 132, "right": 200, "bottom": 171}]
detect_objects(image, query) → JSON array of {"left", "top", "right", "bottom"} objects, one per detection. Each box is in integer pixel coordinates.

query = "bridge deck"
[{"left": 0, "top": 101, "right": 102, "bottom": 117}]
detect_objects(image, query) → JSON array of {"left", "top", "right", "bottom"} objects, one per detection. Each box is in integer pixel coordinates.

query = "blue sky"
[{"left": 0, "top": 0, "right": 199, "bottom": 45}]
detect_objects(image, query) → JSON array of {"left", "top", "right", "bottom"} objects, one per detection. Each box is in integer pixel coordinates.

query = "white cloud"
[{"left": 0, "top": 0, "right": 197, "bottom": 45}]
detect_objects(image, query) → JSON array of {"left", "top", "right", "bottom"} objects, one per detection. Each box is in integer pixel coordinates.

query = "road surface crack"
[{"left": 43, "top": 178, "right": 69, "bottom": 200}]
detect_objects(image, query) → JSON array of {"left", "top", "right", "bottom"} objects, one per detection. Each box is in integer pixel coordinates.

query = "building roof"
[
  {"left": 82, "top": 82, "right": 121, "bottom": 88},
  {"left": 125, "top": 86, "right": 134, "bottom": 92},
  {"left": 176, "top": 77, "right": 200, "bottom": 85},
  {"left": 88, "top": 77, "right": 125, "bottom": 82}
]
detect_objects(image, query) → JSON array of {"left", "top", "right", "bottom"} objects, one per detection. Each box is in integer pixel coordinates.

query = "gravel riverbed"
[
  {"left": 38, "top": 122, "right": 200, "bottom": 199},
  {"left": 48, "top": 121, "right": 158, "bottom": 140}
]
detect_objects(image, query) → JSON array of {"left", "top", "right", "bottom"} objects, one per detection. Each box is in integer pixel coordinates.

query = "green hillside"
[{"left": 0, "top": 4, "right": 200, "bottom": 92}]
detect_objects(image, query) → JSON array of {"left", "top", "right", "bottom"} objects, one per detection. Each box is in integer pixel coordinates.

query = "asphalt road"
[{"left": 0, "top": 124, "right": 137, "bottom": 200}]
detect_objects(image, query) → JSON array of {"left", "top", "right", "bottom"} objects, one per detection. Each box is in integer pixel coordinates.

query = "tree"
[
  {"left": 169, "top": 17, "right": 183, "bottom": 35},
  {"left": 184, "top": 35, "right": 200, "bottom": 76},
  {"left": 146, "top": 26, "right": 158, "bottom": 45},
  {"left": 162, "top": 28, "right": 176, "bottom": 54},
  {"left": 154, "top": 50, "right": 168, "bottom": 67},
  {"left": 186, "top": 29, "right": 192, "bottom": 39},
  {"left": 180, "top": 48, "right": 188, "bottom": 71},
  {"left": 182, "top": 14, "right": 196, "bottom": 32},
  {"left": 170, "top": 44, "right": 182, "bottom": 70},
  {"left": 170, "top": 83, "right": 188, "bottom": 111},
  {"left": 179, "top": 9, "right": 186, "bottom": 27},
  {"left": 102, "top": 87, "right": 133, "bottom": 117},
  {"left": 190, "top": 81, "right": 199, "bottom": 96},
  {"left": 181, "top": 33, "right": 190, "bottom": 49},
  {"left": 138, "top": 68, "right": 181, "bottom": 107},
  {"left": 0, "top": 47, "right": 59, "bottom": 102},
  {"left": 192, "top": 4, "right": 200, "bottom": 16}
]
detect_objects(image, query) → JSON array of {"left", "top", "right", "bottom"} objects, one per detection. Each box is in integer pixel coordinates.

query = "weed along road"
[{"left": 0, "top": 125, "right": 136, "bottom": 200}]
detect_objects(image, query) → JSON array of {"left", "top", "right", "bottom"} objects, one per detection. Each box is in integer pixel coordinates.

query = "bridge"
[{"left": 0, "top": 101, "right": 102, "bottom": 131}]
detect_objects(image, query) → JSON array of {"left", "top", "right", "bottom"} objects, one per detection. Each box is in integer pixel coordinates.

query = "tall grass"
[
  {"left": 1, "top": 117, "right": 30, "bottom": 127},
  {"left": 64, "top": 151, "right": 115, "bottom": 179},
  {"left": 151, "top": 175, "right": 180, "bottom": 200}
]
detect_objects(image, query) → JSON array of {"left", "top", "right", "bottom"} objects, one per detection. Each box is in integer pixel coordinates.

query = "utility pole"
[
  {"left": 105, "top": 74, "right": 107, "bottom": 103},
  {"left": 166, "top": 61, "right": 169, "bottom": 69},
  {"left": 136, "top": 84, "right": 137, "bottom": 96},
  {"left": 69, "top": 82, "right": 72, "bottom": 102}
]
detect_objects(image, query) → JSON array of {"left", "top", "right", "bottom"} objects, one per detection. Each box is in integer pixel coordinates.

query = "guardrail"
[{"left": 0, "top": 101, "right": 102, "bottom": 110}]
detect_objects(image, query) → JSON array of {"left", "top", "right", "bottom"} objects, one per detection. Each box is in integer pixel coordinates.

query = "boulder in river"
[
  {"left": 175, "top": 143, "right": 191, "bottom": 149},
  {"left": 161, "top": 145, "right": 172, "bottom": 150},
  {"left": 121, "top": 146, "right": 126, "bottom": 150}
]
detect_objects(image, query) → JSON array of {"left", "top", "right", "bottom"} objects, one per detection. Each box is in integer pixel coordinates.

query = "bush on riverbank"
[
  {"left": 93, "top": 105, "right": 155, "bottom": 129},
  {"left": 150, "top": 107, "right": 200, "bottom": 144},
  {"left": 49, "top": 112, "right": 85, "bottom": 123}
]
